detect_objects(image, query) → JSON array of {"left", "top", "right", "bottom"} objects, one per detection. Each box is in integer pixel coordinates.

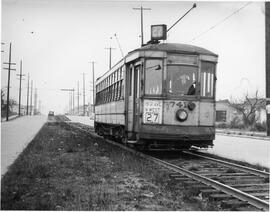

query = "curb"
[{"left": 216, "top": 131, "right": 270, "bottom": 141}]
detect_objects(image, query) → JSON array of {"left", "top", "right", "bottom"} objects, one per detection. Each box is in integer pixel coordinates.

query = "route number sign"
[{"left": 143, "top": 100, "right": 162, "bottom": 124}]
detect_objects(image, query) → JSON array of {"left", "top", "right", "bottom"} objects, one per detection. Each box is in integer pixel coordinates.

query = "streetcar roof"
[
  {"left": 130, "top": 43, "right": 218, "bottom": 57},
  {"left": 96, "top": 43, "right": 217, "bottom": 84}
]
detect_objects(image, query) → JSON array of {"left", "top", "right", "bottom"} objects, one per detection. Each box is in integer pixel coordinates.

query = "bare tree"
[{"left": 229, "top": 90, "right": 265, "bottom": 128}]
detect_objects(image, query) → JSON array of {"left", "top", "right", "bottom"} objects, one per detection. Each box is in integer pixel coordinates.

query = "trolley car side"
[{"left": 94, "top": 43, "right": 218, "bottom": 150}]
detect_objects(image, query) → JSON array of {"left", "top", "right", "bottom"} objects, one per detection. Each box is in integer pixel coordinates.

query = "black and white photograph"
[{"left": 1, "top": 0, "right": 270, "bottom": 210}]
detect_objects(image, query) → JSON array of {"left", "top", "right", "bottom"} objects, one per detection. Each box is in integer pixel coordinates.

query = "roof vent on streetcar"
[
  {"left": 176, "top": 109, "right": 188, "bottom": 122},
  {"left": 188, "top": 102, "right": 196, "bottom": 111}
]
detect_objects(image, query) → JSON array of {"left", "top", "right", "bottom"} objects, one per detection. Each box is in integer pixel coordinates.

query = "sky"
[{"left": 1, "top": 0, "right": 266, "bottom": 114}]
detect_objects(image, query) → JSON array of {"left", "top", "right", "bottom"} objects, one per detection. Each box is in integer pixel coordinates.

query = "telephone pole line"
[
  {"left": 133, "top": 6, "right": 151, "bottom": 46},
  {"left": 61, "top": 88, "right": 75, "bottom": 114},
  {"left": 26, "top": 73, "right": 30, "bottom": 115},
  {"left": 16, "top": 60, "right": 25, "bottom": 116},
  {"left": 105, "top": 47, "right": 116, "bottom": 69},
  {"left": 91, "top": 61, "right": 96, "bottom": 113},
  {"left": 77, "top": 81, "right": 80, "bottom": 115},
  {"left": 34, "top": 87, "right": 37, "bottom": 115},
  {"left": 30, "top": 80, "right": 33, "bottom": 115},
  {"left": 82, "top": 72, "right": 86, "bottom": 115},
  {"left": 3, "top": 42, "right": 16, "bottom": 121},
  {"left": 72, "top": 88, "right": 75, "bottom": 115}
]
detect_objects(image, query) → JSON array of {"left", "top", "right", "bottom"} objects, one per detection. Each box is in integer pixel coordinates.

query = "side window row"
[
  {"left": 96, "top": 66, "right": 124, "bottom": 92},
  {"left": 95, "top": 66, "right": 125, "bottom": 105},
  {"left": 95, "top": 80, "right": 124, "bottom": 105}
]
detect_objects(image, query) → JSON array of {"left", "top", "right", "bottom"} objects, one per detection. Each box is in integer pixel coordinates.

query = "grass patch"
[{"left": 1, "top": 121, "right": 226, "bottom": 210}]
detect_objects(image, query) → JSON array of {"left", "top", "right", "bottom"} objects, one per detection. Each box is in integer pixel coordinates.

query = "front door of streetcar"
[{"left": 133, "top": 65, "right": 140, "bottom": 133}]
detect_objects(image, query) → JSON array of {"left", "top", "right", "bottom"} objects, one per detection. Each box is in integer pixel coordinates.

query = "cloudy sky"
[{"left": 1, "top": 0, "right": 265, "bottom": 114}]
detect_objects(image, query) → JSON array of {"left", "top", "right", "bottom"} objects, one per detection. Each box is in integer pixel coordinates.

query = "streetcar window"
[
  {"left": 117, "top": 69, "right": 119, "bottom": 81},
  {"left": 120, "top": 80, "right": 124, "bottom": 99},
  {"left": 120, "top": 67, "right": 123, "bottom": 79},
  {"left": 145, "top": 60, "right": 162, "bottom": 95},
  {"left": 121, "top": 66, "right": 124, "bottom": 79},
  {"left": 201, "top": 61, "right": 215, "bottom": 98},
  {"left": 167, "top": 65, "right": 197, "bottom": 95}
]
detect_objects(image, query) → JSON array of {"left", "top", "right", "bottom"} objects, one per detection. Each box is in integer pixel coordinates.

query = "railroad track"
[
  {"left": 158, "top": 151, "right": 269, "bottom": 211},
  {"left": 65, "top": 121, "right": 269, "bottom": 211}
]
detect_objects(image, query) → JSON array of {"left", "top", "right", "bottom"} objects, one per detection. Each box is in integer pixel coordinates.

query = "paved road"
[
  {"left": 1, "top": 115, "right": 47, "bottom": 176},
  {"left": 200, "top": 135, "right": 270, "bottom": 168}
]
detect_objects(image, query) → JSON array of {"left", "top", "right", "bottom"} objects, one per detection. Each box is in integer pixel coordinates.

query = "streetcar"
[{"left": 94, "top": 25, "right": 218, "bottom": 150}]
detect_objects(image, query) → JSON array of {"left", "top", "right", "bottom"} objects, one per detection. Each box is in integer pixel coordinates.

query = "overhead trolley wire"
[{"left": 190, "top": 2, "right": 252, "bottom": 42}]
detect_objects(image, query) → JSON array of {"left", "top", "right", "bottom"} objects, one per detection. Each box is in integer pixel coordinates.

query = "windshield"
[
  {"left": 145, "top": 59, "right": 163, "bottom": 95},
  {"left": 201, "top": 61, "right": 215, "bottom": 98},
  {"left": 167, "top": 65, "right": 197, "bottom": 95}
]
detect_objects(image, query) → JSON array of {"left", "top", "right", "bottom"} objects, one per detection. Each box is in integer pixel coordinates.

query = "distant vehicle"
[
  {"left": 48, "top": 111, "right": 54, "bottom": 116},
  {"left": 94, "top": 25, "right": 218, "bottom": 150}
]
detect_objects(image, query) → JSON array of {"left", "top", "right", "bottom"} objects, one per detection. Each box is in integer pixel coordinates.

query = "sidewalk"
[
  {"left": 216, "top": 129, "right": 270, "bottom": 141},
  {"left": 1, "top": 115, "right": 47, "bottom": 176}
]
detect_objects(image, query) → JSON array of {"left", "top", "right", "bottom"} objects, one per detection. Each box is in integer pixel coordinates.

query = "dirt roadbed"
[{"left": 1, "top": 121, "right": 218, "bottom": 210}]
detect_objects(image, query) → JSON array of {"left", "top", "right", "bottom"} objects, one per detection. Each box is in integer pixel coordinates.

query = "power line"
[{"left": 190, "top": 2, "right": 252, "bottom": 42}]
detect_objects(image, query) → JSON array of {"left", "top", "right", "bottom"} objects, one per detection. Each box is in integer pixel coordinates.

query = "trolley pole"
[
  {"left": 266, "top": 2, "right": 270, "bottom": 136},
  {"left": 3, "top": 43, "right": 16, "bottom": 121},
  {"left": 133, "top": 6, "right": 151, "bottom": 46},
  {"left": 16, "top": 60, "right": 25, "bottom": 116}
]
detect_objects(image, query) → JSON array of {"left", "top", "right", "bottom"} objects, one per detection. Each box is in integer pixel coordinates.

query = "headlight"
[{"left": 176, "top": 109, "right": 188, "bottom": 122}]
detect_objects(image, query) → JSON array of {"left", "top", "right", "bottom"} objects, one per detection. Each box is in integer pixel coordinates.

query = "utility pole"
[
  {"left": 68, "top": 91, "right": 72, "bottom": 114},
  {"left": 1, "top": 42, "right": 5, "bottom": 53},
  {"left": 105, "top": 47, "right": 116, "bottom": 69},
  {"left": 34, "top": 87, "right": 37, "bottom": 115},
  {"left": 133, "top": 5, "right": 151, "bottom": 46},
  {"left": 91, "top": 61, "right": 96, "bottom": 113},
  {"left": 3, "top": 43, "right": 16, "bottom": 121},
  {"left": 16, "top": 60, "right": 25, "bottom": 116},
  {"left": 30, "top": 80, "right": 33, "bottom": 115},
  {"left": 72, "top": 88, "right": 75, "bottom": 115},
  {"left": 26, "top": 73, "right": 30, "bottom": 115},
  {"left": 61, "top": 88, "right": 75, "bottom": 115},
  {"left": 266, "top": 2, "right": 270, "bottom": 136},
  {"left": 38, "top": 100, "right": 41, "bottom": 114},
  {"left": 82, "top": 72, "right": 86, "bottom": 115},
  {"left": 77, "top": 81, "right": 80, "bottom": 115}
]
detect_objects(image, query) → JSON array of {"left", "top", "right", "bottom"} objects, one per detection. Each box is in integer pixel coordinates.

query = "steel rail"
[
  {"left": 143, "top": 155, "right": 269, "bottom": 211},
  {"left": 183, "top": 151, "right": 269, "bottom": 178},
  {"left": 66, "top": 123, "right": 269, "bottom": 211}
]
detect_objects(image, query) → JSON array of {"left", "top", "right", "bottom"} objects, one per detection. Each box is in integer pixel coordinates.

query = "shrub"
[
  {"left": 251, "top": 122, "right": 266, "bottom": 132},
  {"left": 215, "top": 123, "right": 228, "bottom": 129},
  {"left": 229, "top": 117, "right": 242, "bottom": 129}
]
